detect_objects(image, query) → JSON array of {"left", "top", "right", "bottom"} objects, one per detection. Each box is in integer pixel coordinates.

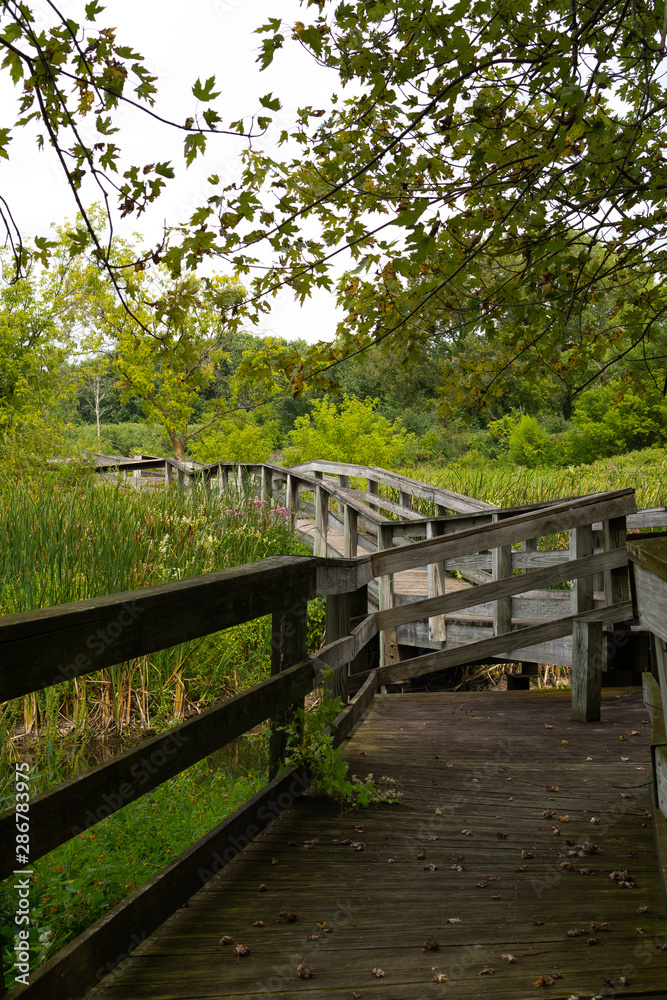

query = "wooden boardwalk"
[{"left": 89, "top": 689, "right": 666, "bottom": 999}]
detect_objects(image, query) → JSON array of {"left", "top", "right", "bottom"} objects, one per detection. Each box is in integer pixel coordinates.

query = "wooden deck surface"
[
  {"left": 296, "top": 517, "right": 471, "bottom": 599},
  {"left": 89, "top": 689, "right": 666, "bottom": 999}
]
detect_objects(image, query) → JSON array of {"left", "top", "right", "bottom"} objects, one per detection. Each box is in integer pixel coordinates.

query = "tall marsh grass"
[{"left": 0, "top": 475, "right": 311, "bottom": 778}]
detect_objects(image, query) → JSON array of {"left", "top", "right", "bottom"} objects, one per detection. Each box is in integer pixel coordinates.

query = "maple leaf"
[
  {"left": 253, "top": 920, "right": 264, "bottom": 927},
  {"left": 234, "top": 943, "right": 250, "bottom": 959},
  {"left": 434, "top": 972, "right": 448, "bottom": 982},
  {"left": 371, "top": 967, "right": 385, "bottom": 977},
  {"left": 276, "top": 910, "right": 298, "bottom": 923},
  {"left": 219, "top": 935, "right": 234, "bottom": 945},
  {"left": 501, "top": 953, "right": 516, "bottom": 963},
  {"left": 422, "top": 936, "right": 439, "bottom": 952},
  {"left": 297, "top": 964, "right": 313, "bottom": 979}
]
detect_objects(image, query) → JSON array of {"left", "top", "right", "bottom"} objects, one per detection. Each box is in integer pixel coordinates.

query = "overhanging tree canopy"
[{"left": 2, "top": 0, "right": 667, "bottom": 412}]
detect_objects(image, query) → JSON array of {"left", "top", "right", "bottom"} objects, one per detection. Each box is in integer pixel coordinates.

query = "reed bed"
[{"left": 0, "top": 475, "right": 315, "bottom": 780}]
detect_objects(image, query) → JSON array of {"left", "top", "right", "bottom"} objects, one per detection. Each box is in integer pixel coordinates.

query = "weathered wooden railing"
[
  {"left": 0, "top": 474, "right": 647, "bottom": 998},
  {"left": 0, "top": 554, "right": 374, "bottom": 1000},
  {"left": 627, "top": 536, "right": 667, "bottom": 901},
  {"left": 94, "top": 455, "right": 659, "bottom": 674}
]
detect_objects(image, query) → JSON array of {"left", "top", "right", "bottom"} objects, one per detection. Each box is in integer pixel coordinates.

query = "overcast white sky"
[{"left": 1, "top": 0, "right": 345, "bottom": 343}]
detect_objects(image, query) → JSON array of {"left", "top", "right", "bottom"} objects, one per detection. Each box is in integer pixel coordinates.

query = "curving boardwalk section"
[{"left": 88, "top": 689, "right": 666, "bottom": 1000}]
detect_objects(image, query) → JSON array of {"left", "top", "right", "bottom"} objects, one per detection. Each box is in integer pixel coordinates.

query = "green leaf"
[
  {"left": 259, "top": 93, "right": 281, "bottom": 112},
  {"left": 192, "top": 76, "right": 221, "bottom": 102}
]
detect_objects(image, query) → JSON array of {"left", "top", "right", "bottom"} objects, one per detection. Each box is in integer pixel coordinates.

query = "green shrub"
[
  {"left": 189, "top": 417, "right": 282, "bottom": 462},
  {"left": 563, "top": 379, "right": 667, "bottom": 464},
  {"left": 507, "top": 415, "right": 554, "bottom": 467},
  {"left": 282, "top": 394, "right": 417, "bottom": 467}
]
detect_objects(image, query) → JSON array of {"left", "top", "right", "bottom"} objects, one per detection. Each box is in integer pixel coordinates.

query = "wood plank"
[
  {"left": 0, "top": 661, "right": 315, "bottom": 879},
  {"left": 371, "top": 490, "right": 636, "bottom": 577},
  {"left": 0, "top": 557, "right": 320, "bottom": 703},
  {"left": 630, "top": 560, "right": 667, "bottom": 645},
  {"left": 79, "top": 689, "right": 666, "bottom": 1000},
  {"left": 377, "top": 600, "right": 633, "bottom": 685},
  {"left": 375, "top": 547, "right": 627, "bottom": 631}
]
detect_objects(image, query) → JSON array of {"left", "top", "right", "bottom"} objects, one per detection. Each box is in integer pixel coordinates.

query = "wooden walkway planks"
[{"left": 88, "top": 690, "right": 667, "bottom": 999}]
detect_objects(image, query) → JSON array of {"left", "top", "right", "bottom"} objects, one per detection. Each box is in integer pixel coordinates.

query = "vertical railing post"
[
  {"left": 177, "top": 465, "right": 185, "bottom": 494},
  {"left": 571, "top": 619, "right": 602, "bottom": 721},
  {"left": 519, "top": 537, "right": 540, "bottom": 681},
  {"left": 603, "top": 514, "right": 630, "bottom": 622},
  {"left": 219, "top": 463, "right": 229, "bottom": 492},
  {"left": 377, "top": 524, "right": 397, "bottom": 672},
  {"left": 314, "top": 485, "right": 328, "bottom": 557},
  {"left": 492, "top": 515, "right": 512, "bottom": 637},
  {"left": 269, "top": 600, "right": 308, "bottom": 780},
  {"left": 426, "top": 519, "right": 446, "bottom": 642},
  {"left": 350, "top": 583, "right": 370, "bottom": 680},
  {"left": 286, "top": 474, "right": 300, "bottom": 522},
  {"left": 164, "top": 460, "right": 173, "bottom": 488},
  {"left": 325, "top": 591, "right": 352, "bottom": 704},
  {"left": 338, "top": 473, "right": 349, "bottom": 488},
  {"left": 343, "top": 504, "right": 358, "bottom": 558},
  {"left": 261, "top": 465, "right": 273, "bottom": 502},
  {"left": 400, "top": 490, "right": 412, "bottom": 511},
  {"left": 569, "top": 523, "right": 598, "bottom": 716},
  {"left": 367, "top": 477, "right": 379, "bottom": 510}
]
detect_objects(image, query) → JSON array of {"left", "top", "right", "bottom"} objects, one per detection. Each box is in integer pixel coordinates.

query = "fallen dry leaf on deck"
[
  {"left": 546, "top": 785, "right": 559, "bottom": 792},
  {"left": 543, "top": 810, "right": 554, "bottom": 819},
  {"left": 479, "top": 967, "right": 495, "bottom": 975},
  {"left": 567, "top": 928, "right": 586, "bottom": 937},
  {"left": 461, "top": 829, "right": 472, "bottom": 836},
  {"left": 219, "top": 936, "right": 234, "bottom": 945},
  {"left": 631, "top": 731, "right": 643, "bottom": 736},
  {"left": 353, "top": 994, "right": 361, "bottom": 999},
  {"left": 258, "top": 883, "right": 268, "bottom": 892},
  {"left": 609, "top": 870, "right": 635, "bottom": 887},
  {"left": 545, "top": 724, "right": 553, "bottom": 729},
  {"left": 253, "top": 920, "right": 264, "bottom": 927},
  {"left": 500, "top": 953, "right": 516, "bottom": 963},
  {"left": 619, "top": 735, "right": 627, "bottom": 741},
  {"left": 446, "top": 917, "right": 461, "bottom": 923},
  {"left": 433, "top": 972, "right": 448, "bottom": 983},
  {"left": 371, "top": 968, "right": 385, "bottom": 978},
  {"left": 422, "top": 937, "right": 439, "bottom": 952},
  {"left": 620, "top": 792, "right": 634, "bottom": 799},
  {"left": 618, "top": 977, "right": 629, "bottom": 986},
  {"left": 497, "top": 831, "right": 508, "bottom": 839},
  {"left": 434, "top": 808, "right": 442, "bottom": 815},
  {"left": 297, "top": 964, "right": 313, "bottom": 979},
  {"left": 586, "top": 938, "right": 599, "bottom": 946},
  {"left": 579, "top": 867, "right": 595, "bottom": 876},
  {"left": 522, "top": 850, "right": 534, "bottom": 859},
  {"left": 637, "top": 905, "right": 649, "bottom": 913},
  {"left": 354, "top": 824, "right": 365, "bottom": 833},
  {"left": 450, "top": 864, "right": 466, "bottom": 871},
  {"left": 517, "top": 865, "right": 528, "bottom": 872},
  {"left": 591, "top": 922, "right": 608, "bottom": 932},
  {"left": 551, "top": 825, "right": 561, "bottom": 836},
  {"left": 636, "top": 927, "right": 646, "bottom": 934},
  {"left": 561, "top": 740, "right": 568, "bottom": 745},
  {"left": 234, "top": 944, "right": 250, "bottom": 958},
  {"left": 560, "top": 862, "right": 575, "bottom": 871},
  {"left": 306, "top": 933, "right": 320, "bottom": 941},
  {"left": 417, "top": 850, "right": 427, "bottom": 860},
  {"left": 558, "top": 815, "right": 570, "bottom": 822},
  {"left": 271, "top": 858, "right": 279, "bottom": 865},
  {"left": 429, "top": 836, "right": 439, "bottom": 841},
  {"left": 424, "top": 863, "right": 438, "bottom": 872},
  {"left": 491, "top": 893, "right": 501, "bottom": 900},
  {"left": 451, "top": 854, "right": 466, "bottom": 861},
  {"left": 533, "top": 918, "right": 545, "bottom": 926},
  {"left": 534, "top": 975, "right": 555, "bottom": 986},
  {"left": 387, "top": 858, "right": 395, "bottom": 863},
  {"left": 276, "top": 911, "right": 298, "bottom": 923}
]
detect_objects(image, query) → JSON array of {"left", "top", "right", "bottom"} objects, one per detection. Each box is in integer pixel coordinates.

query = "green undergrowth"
[{"left": 0, "top": 752, "right": 265, "bottom": 975}]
